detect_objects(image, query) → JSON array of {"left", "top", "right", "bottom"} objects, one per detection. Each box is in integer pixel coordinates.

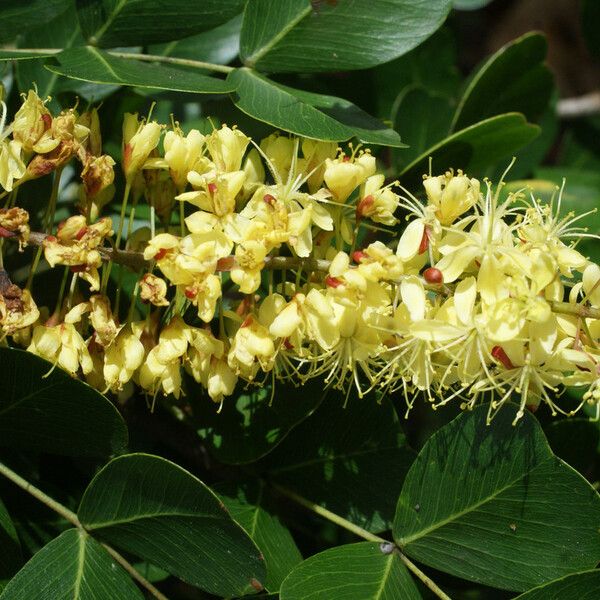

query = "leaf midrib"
[
  {"left": 397, "top": 455, "right": 553, "bottom": 546},
  {"left": 243, "top": 3, "right": 312, "bottom": 67},
  {"left": 89, "top": 0, "right": 128, "bottom": 45},
  {"left": 72, "top": 530, "right": 86, "bottom": 599},
  {"left": 83, "top": 510, "right": 227, "bottom": 530}
]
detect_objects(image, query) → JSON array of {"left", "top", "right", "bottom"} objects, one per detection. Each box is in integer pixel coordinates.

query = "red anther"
[
  {"left": 283, "top": 338, "right": 294, "bottom": 350},
  {"left": 263, "top": 193, "right": 276, "bottom": 205},
  {"left": 207, "top": 182, "right": 218, "bottom": 195},
  {"left": 418, "top": 226, "right": 431, "bottom": 255},
  {"left": 70, "top": 264, "right": 87, "bottom": 273},
  {"left": 45, "top": 235, "right": 57, "bottom": 242},
  {"left": 325, "top": 275, "right": 342, "bottom": 288},
  {"left": 491, "top": 346, "right": 514, "bottom": 370},
  {"left": 57, "top": 220, "right": 66, "bottom": 231},
  {"left": 342, "top": 155, "right": 350, "bottom": 162},
  {"left": 356, "top": 194, "right": 374, "bottom": 219},
  {"left": 423, "top": 267, "right": 443, "bottom": 284},
  {"left": 41, "top": 113, "right": 52, "bottom": 130},
  {"left": 154, "top": 248, "right": 168, "bottom": 261},
  {"left": 184, "top": 288, "right": 196, "bottom": 299},
  {"left": 75, "top": 227, "right": 87, "bottom": 240},
  {"left": 241, "top": 315, "right": 253, "bottom": 328},
  {"left": 122, "top": 143, "right": 132, "bottom": 169},
  {"left": 351, "top": 250, "right": 367, "bottom": 263},
  {"left": 0, "top": 226, "right": 16, "bottom": 238},
  {"left": 216, "top": 256, "right": 235, "bottom": 271}
]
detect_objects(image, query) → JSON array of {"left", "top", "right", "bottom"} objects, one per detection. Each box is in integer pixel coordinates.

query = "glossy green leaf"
[
  {"left": 240, "top": 0, "right": 452, "bottom": 73},
  {"left": 375, "top": 27, "right": 460, "bottom": 120},
  {"left": 78, "top": 453, "right": 266, "bottom": 596},
  {"left": 258, "top": 397, "right": 415, "bottom": 533},
  {"left": 515, "top": 570, "right": 600, "bottom": 600},
  {"left": 76, "top": 0, "right": 245, "bottom": 47},
  {"left": 280, "top": 542, "right": 421, "bottom": 600},
  {"left": 0, "top": 348, "right": 127, "bottom": 457},
  {"left": 195, "top": 379, "right": 324, "bottom": 465},
  {"left": 0, "top": 528, "right": 143, "bottom": 599},
  {"left": 47, "top": 47, "right": 234, "bottom": 94},
  {"left": 451, "top": 33, "right": 553, "bottom": 131},
  {"left": 219, "top": 481, "right": 303, "bottom": 591},
  {"left": 228, "top": 67, "right": 403, "bottom": 146},
  {"left": 394, "top": 404, "right": 600, "bottom": 592},
  {"left": 0, "top": 0, "right": 70, "bottom": 44},
  {"left": 14, "top": 6, "right": 115, "bottom": 106},
  {"left": 0, "top": 498, "right": 21, "bottom": 588},
  {"left": 150, "top": 14, "right": 242, "bottom": 67},
  {"left": 393, "top": 88, "right": 455, "bottom": 165},
  {"left": 399, "top": 113, "right": 540, "bottom": 188}
]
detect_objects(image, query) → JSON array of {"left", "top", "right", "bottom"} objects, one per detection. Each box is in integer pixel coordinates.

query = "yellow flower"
[
  {"left": 12, "top": 90, "right": 51, "bottom": 153},
  {"left": 423, "top": 170, "right": 480, "bottom": 225},
  {"left": 323, "top": 151, "right": 376, "bottom": 202},
  {"left": 139, "top": 273, "right": 170, "bottom": 307},
  {"left": 122, "top": 113, "right": 162, "bottom": 181},
  {"left": 104, "top": 325, "right": 145, "bottom": 392},
  {"left": 356, "top": 174, "right": 399, "bottom": 225},
  {"left": 163, "top": 127, "right": 209, "bottom": 191},
  {"left": 231, "top": 240, "right": 268, "bottom": 293},
  {"left": 0, "top": 284, "right": 39, "bottom": 335},
  {"left": 228, "top": 314, "right": 276, "bottom": 380},
  {"left": 0, "top": 140, "right": 26, "bottom": 192},
  {"left": 205, "top": 125, "right": 249, "bottom": 172}
]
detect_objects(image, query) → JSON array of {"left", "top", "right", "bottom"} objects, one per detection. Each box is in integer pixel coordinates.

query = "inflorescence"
[{"left": 0, "top": 90, "right": 599, "bottom": 423}]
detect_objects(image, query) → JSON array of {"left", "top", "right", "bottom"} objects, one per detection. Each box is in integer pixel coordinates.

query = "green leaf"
[
  {"left": 219, "top": 481, "right": 303, "bottom": 592},
  {"left": 0, "top": 528, "right": 143, "bottom": 599},
  {"left": 451, "top": 33, "right": 553, "bottom": 131},
  {"left": 228, "top": 68, "right": 403, "bottom": 146},
  {"left": 0, "top": 0, "right": 70, "bottom": 44},
  {"left": 394, "top": 404, "right": 600, "bottom": 592},
  {"left": 280, "top": 542, "right": 421, "bottom": 600},
  {"left": 47, "top": 47, "right": 234, "bottom": 94},
  {"left": 399, "top": 113, "right": 540, "bottom": 188},
  {"left": 76, "top": 0, "right": 245, "bottom": 47},
  {"left": 240, "top": 0, "right": 452, "bottom": 73},
  {"left": 258, "top": 397, "right": 415, "bottom": 533},
  {"left": 515, "top": 570, "right": 600, "bottom": 600},
  {"left": 0, "top": 498, "right": 21, "bottom": 588},
  {"left": 150, "top": 14, "right": 242, "bottom": 67},
  {"left": 78, "top": 453, "right": 266, "bottom": 596},
  {"left": 0, "top": 348, "right": 127, "bottom": 457},
  {"left": 392, "top": 88, "right": 455, "bottom": 164},
  {"left": 375, "top": 27, "right": 460, "bottom": 120},
  {"left": 14, "top": 6, "right": 115, "bottom": 106},
  {"left": 195, "top": 379, "right": 324, "bottom": 465}
]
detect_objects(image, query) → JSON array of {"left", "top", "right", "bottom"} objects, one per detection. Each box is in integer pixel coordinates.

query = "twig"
[
  {"left": 101, "top": 543, "right": 170, "bottom": 600},
  {"left": 271, "top": 482, "right": 452, "bottom": 600},
  {"left": 557, "top": 91, "right": 600, "bottom": 118}
]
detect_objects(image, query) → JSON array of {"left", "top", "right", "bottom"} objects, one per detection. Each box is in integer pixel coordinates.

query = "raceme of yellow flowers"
[{"left": 0, "top": 90, "right": 599, "bottom": 424}]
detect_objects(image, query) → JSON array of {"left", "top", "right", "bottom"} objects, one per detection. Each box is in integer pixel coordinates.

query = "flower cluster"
[{"left": 0, "top": 90, "right": 599, "bottom": 423}]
